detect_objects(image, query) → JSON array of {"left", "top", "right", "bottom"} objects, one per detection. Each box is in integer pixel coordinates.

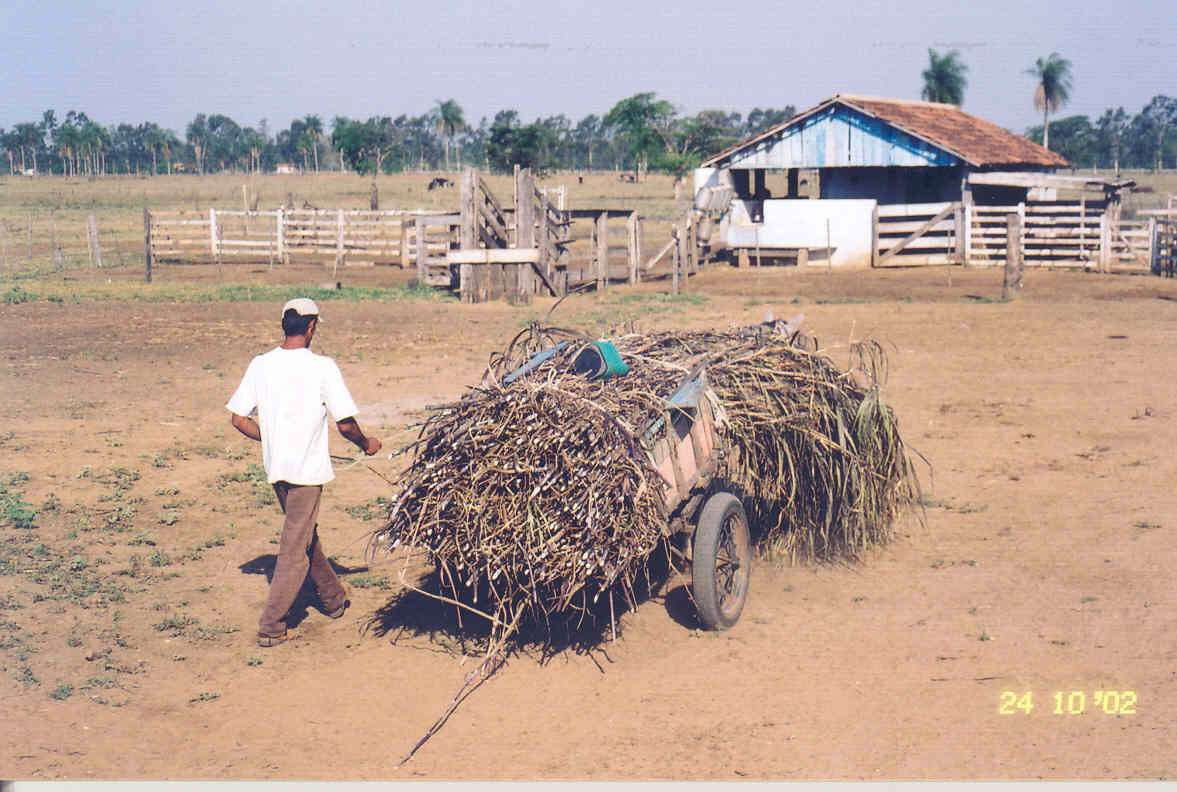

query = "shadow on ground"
[
  {"left": 240, "top": 554, "right": 367, "bottom": 629},
  {"left": 360, "top": 541, "right": 700, "bottom": 664}
]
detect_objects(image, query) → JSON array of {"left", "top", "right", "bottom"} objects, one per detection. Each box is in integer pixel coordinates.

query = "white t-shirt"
[{"left": 226, "top": 347, "right": 359, "bottom": 486}]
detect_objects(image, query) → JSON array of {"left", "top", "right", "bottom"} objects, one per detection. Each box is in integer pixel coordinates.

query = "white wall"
[{"left": 722, "top": 198, "right": 877, "bottom": 268}]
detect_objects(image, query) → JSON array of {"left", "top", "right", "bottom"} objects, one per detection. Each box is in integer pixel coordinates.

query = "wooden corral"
[{"left": 449, "top": 167, "right": 658, "bottom": 303}]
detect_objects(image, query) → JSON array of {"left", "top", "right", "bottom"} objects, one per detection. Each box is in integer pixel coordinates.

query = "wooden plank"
[
  {"left": 643, "top": 238, "right": 675, "bottom": 271},
  {"left": 448, "top": 248, "right": 541, "bottom": 264},
  {"left": 876, "top": 201, "right": 953, "bottom": 218},
  {"left": 878, "top": 219, "right": 956, "bottom": 234},
  {"left": 879, "top": 236, "right": 957, "bottom": 252}
]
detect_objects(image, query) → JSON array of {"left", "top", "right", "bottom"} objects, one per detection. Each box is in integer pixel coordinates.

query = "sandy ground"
[{"left": 2, "top": 264, "right": 1176, "bottom": 780}]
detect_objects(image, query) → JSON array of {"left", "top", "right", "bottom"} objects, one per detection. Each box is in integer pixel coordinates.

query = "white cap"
[{"left": 282, "top": 297, "right": 321, "bottom": 319}]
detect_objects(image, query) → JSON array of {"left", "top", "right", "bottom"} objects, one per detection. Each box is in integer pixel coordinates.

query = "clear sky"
[{"left": 2, "top": 0, "right": 1173, "bottom": 135}]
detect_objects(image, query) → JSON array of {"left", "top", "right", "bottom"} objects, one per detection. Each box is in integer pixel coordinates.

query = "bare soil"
[{"left": 2, "top": 264, "right": 1176, "bottom": 780}]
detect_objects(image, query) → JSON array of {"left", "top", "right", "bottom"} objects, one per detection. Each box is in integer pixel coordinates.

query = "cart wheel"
[{"left": 691, "top": 492, "right": 751, "bottom": 630}]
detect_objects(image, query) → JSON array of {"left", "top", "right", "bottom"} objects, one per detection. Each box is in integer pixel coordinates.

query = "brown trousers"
[{"left": 258, "top": 482, "right": 347, "bottom": 637}]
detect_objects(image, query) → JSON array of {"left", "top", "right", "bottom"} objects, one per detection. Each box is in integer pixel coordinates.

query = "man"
[{"left": 226, "top": 297, "right": 381, "bottom": 647}]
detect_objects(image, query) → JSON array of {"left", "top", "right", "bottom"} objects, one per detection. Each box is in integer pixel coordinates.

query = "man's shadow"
[{"left": 239, "top": 554, "right": 368, "bottom": 628}]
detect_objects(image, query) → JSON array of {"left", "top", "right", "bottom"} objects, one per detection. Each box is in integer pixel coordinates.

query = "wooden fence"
[
  {"left": 1143, "top": 206, "right": 1177, "bottom": 276},
  {"left": 873, "top": 200, "right": 1154, "bottom": 272},
  {"left": 145, "top": 208, "right": 459, "bottom": 278}
]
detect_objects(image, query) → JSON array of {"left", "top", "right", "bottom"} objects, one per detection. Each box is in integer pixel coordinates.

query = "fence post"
[
  {"left": 143, "top": 208, "right": 153, "bottom": 283},
  {"left": 1002, "top": 213, "right": 1022, "bottom": 300},
  {"left": 512, "top": 168, "right": 536, "bottom": 304},
  {"left": 399, "top": 217, "right": 409, "bottom": 269},
  {"left": 627, "top": 212, "right": 638, "bottom": 284},
  {"left": 460, "top": 167, "right": 477, "bottom": 248},
  {"left": 671, "top": 227, "right": 681, "bottom": 295},
  {"left": 416, "top": 218, "right": 428, "bottom": 284},
  {"left": 209, "top": 208, "right": 218, "bottom": 259},
  {"left": 276, "top": 207, "right": 286, "bottom": 265},
  {"left": 459, "top": 168, "right": 477, "bottom": 302},
  {"left": 596, "top": 211, "right": 608, "bottom": 291},
  {"left": 50, "top": 211, "right": 62, "bottom": 270},
  {"left": 335, "top": 208, "right": 345, "bottom": 278},
  {"left": 87, "top": 214, "right": 102, "bottom": 268},
  {"left": 952, "top": 203, "right": 963, "bottom": 265},
  {"left": 1148, "top": 217, "right": 1158, "bottom": 274},
  {"left": 1098, "top": 213, "right": 1110, "bottom": 273}
]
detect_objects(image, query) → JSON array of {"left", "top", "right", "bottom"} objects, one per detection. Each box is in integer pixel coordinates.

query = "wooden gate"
[{"left": 874, "top": 202, "right": 962, "bottom": 266}]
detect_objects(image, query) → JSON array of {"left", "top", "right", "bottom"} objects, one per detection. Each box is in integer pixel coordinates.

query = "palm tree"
[
  {"left": 1026, "top": 53, "right": 1073, "bottom": 151},
  {"left": 302, "top": 115, "right": 323, "bottom": 172},
  {"left": 434, "top": 99, "right": 466, "bottom": 171},
  {"left": 920, "top": 49, "right": 968, "bottom": 106}
]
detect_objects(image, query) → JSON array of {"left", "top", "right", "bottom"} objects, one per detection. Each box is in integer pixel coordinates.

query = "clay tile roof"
[
  {"left": 838, "top": 94, "right": 1068, "bottom": 168},
  {"left": 703, "top": 94, "right": 1068, "bottom": 169}
]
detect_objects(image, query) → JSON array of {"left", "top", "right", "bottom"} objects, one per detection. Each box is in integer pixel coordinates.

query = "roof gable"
[{"left": 703, "top": 95, "right": 1068, "bottom": 169}]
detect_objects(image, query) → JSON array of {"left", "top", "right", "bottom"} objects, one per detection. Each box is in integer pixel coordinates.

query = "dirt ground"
[{"left": 2, "top": 263, "right": 1177, "bottom": 780}]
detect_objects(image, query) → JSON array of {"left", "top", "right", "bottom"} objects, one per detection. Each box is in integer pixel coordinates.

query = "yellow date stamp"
[{"left": 998, "top": 690, "right": 1137, "bottom": 716}]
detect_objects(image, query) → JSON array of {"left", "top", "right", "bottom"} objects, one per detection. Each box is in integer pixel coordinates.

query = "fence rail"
[{"left": 145, "top": 208, "right": 459, "bottom": 278}]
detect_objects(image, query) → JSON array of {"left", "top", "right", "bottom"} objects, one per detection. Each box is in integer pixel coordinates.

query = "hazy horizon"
[{"left": 2, "top": 0, "right": 1174, "bottom": 136}]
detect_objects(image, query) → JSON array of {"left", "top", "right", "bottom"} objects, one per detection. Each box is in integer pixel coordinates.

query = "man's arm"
[
  {"left": 337, "top": 417, "right": 381, "bottom": 456},
  {"left": 230, "top": 413, "right": 262, "bottom": 442}
]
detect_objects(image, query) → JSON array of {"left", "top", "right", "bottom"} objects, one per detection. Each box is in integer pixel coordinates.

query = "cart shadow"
[
  {"left": 239, "top": 554, "right": 368, "bottom": 630},
  {"left": 362, "top": 545, "right": 699, "bottom": 663}
]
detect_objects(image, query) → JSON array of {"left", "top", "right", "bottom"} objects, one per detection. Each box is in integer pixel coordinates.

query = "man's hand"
[
  {"left": 337, "top": 417, "right": 380, "bottom": 456},
  {"left": 230, "top": 413, "right": 262, "bottom": 442}
]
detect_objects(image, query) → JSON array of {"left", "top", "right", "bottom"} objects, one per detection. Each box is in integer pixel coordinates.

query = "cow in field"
[{"left": 427, "top": 177, "right": 454, "bottom": 191}]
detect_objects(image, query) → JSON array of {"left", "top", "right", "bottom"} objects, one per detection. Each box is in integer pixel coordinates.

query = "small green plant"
[
  {"left": 0, "top": 474, "right": 38, "bottom": 530},
  {"left": 148, "top": 549, "right": 172, "bottom": 567},
  {"left": 216, "top": 463, "right": 275, "bottom": 505},
  {"left": 979, "top": 630, "right": 992, "bottom": 642},
  {"left": 346, "top": 496, "right": 392, "bottom": 522},
  {"left": 347, "top": 574, "right": 390, "bottom": 590},
  {"left": 153, "top": 614, "right": 197, "bottom": 634},
  {"left": 2, "top": 286, "right": 35, "bottom": 305},
  {"left": 189, "top": 691, "right": 220, "bottom": 704},
  {"left": 158, "top": 512, "right": 179, "bottom": 527},
  {"left": 246, "top": 656, "right": 263, "bottom": 667},
  {"left": 49, "top": 683, "right": 74, "bottom": 700}
]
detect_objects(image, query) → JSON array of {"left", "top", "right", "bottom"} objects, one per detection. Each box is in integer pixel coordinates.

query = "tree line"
[
  {"left": 0, "top": 96, "right": 794, "bottom": 179},
  {"left": 920, "top": 48, "right": 1176, "bottom": 170},
  {"left": 4, "top": 76, "right": 1173, "bottom": 179}
]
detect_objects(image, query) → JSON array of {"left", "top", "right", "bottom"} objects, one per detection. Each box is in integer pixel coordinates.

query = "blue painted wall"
[{"left": 725, "top": 104, "right": 962, "bottom": 170}]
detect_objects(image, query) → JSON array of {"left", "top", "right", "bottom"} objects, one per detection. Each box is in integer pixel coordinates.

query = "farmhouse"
[{"left": 695, "top": 94, "right": 1143, "bottom": 269}]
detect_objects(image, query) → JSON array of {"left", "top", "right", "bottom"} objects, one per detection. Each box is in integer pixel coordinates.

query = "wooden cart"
[
  {"left": 504, "top": 350, "right": 753, "bottom": 630},
  {"left": 642, "top": 369, "right": 752, "bottom": 630}
]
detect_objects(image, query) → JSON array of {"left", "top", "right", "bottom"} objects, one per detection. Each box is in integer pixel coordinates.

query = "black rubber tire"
[{"left": 691, "top": 492, "right": 752, "bottom": 630}]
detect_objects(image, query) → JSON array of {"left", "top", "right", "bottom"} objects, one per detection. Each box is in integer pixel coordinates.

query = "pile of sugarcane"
[
  {"left": 375, "top": 321, "right": 917, "bottom": 629},
  {"left": 374, "top": 321, "right": 919, "bottom": 763}
]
